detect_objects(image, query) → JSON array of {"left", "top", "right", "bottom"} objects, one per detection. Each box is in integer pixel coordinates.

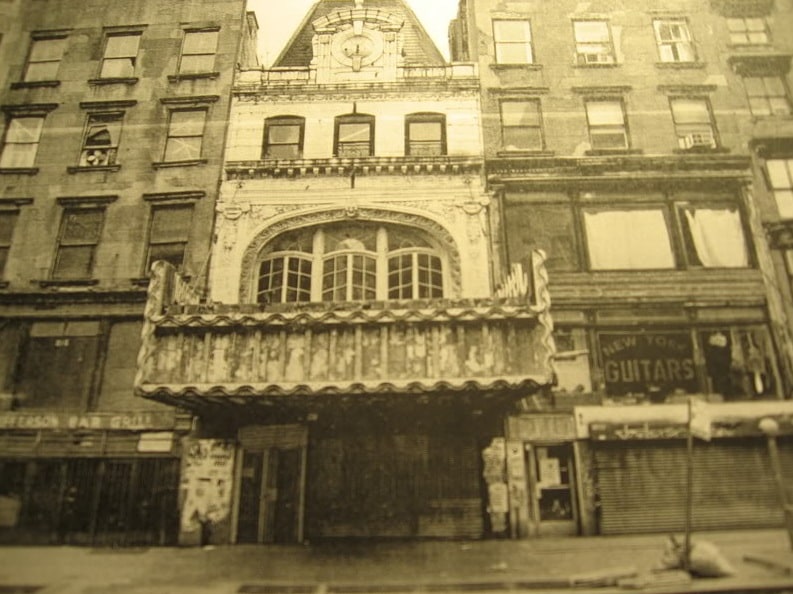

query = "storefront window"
[
  {"left": 598, "top": 331, "right": 697, "bottom": 399},
  {"left": 700, "top": 328, "right": 776, "bottom": 400}
]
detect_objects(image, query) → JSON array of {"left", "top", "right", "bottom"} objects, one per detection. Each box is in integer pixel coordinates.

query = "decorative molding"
[
  {"left": 56, "top": 195, "right": 118, "bottom": 207},
  {"left": 571, "top": 85, "right": 632, "bottom": 94},
  {"left": 237, "top": 207, "right": 463, "bottom": 302},
  {"left": 657, "top": 84, "right": 718, "bottom": 94}
]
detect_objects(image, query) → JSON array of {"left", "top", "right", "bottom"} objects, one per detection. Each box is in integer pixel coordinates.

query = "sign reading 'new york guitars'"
[{"left": 598, "top": 332, "right": 698, "bottom": 396}]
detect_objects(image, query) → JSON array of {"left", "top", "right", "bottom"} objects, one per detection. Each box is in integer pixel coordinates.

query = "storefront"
[
  {"left": 588, "top": 415, "right": 793, "bottom": 535},
  {"left": 0, "top": 411, "right": 182, "bottom": 545}
]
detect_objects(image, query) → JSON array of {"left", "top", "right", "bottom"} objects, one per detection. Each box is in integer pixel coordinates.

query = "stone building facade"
[
  {"left": 0, "top": 0, "right": 254, "bottom": 544},
  {"left": 451, "top": 0, "right": 793, "bottom": 537},
  {"left": 135, "top": 0, "right": 556, "bottom": 544}
]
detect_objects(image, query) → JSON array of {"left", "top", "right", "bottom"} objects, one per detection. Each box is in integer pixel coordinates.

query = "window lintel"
[
  {"left": 79, "top": 100, "right": 137, "bottom": 111},
  {"left": 56, "top": 195, "right": 118, "bottom": 208},
  {"left": 142, "top": 191, "right": 205, "bottom": 203},
  {"left": 572, "top": 85, "right": 632, "bottom": 95},
  {"left": 31, "top": 29, "right": 71, "bottom": 40},
  {"left": 103, "top": 25, "right": 147, "bottom": 35},
  {"left": 658, "top": 84, "right": 717, "bottom": 94},
  {"left": 1, "top": 103, "right": 58, "bottom": 115},
  {"left": 160, "top": 95, "right": 219, "bottom": 106}
]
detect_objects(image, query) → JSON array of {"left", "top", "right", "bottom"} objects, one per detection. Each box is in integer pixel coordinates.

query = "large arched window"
[{"left": 256, "top": 223, "right": 444, "bottom": 304}]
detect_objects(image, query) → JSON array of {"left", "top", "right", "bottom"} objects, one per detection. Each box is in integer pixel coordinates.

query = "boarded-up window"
[
  {"left": 15, "top": 321, "right": 101, "bottom": 410},
  {"left": 505, "top": 204, "right": 579, "bottom": 271}
]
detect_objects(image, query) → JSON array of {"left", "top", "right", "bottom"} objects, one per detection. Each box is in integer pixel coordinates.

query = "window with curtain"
[
  {"left": 680, "top": 206, "right": 749, "bottom": 268},
  {"left": 493, "top": 20, "right": 533, "bottom": 64},
  {"left": 584, "top": 209, "right": 675, "bottom": 269},
  {"left": 256, "top": 223, "right": 444, "bottom": 304}
]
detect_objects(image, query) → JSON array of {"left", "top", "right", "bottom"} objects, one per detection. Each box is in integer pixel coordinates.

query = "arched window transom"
[{"left": 256, "top": 223, "right": 445, "bottom": 304}]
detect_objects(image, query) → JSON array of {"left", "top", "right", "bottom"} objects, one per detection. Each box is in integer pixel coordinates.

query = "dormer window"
[{"left": 334, "top": 114, "right": 374, "bottom": 158}]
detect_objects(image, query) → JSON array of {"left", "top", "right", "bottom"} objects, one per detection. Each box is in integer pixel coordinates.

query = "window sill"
[
  {"left": 37, "top": 279, "right": 99, "bottom": 288},
  {"left": 655, "top": 61, "right": 705, "bottom": 69},
  {"left": 496, "top": 150, "right": 555, "bottom": 157},
  {"left": 152, "top": 159, "right": 207, "bottom": 169},
  {"left": 88, "top": 77, "right": 139, "bottom": 86},
  {"left": 10, "top": 80, "right": 61, "bottom": 89},
  {"left": 727, "top": 43, "right": 774, "bottom": 50},
  {"left": 673, "top": 146, "right": 731, "bottom": 155},
  {"left": 67, "top": 164, "right": 121, "bottom": 173},
  {"left": 490, "top": 63, "right": 543, "bottom": 71},
  {"left": 168, "top": 72, "right": 220, "bottom": 82},
  {"left": 585, "top": 149, "right": 643, "bottom": 156},
  {"left": 573, "top": 63, "right": 619, "bottom": 69},
  {"left": 0, "top": 168, "right": 39, "bottom": 175}
]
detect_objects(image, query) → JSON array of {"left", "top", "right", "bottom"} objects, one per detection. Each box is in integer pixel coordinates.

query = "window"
[
  {"left": 500, "top": 100, "right": 543, "bottom": 151},
  {"left": 334, "top": 114, "right": 374, "bottom": 158},
  {"left": 15, "top": 321, "right": 101, "bottom": 410},
  {"left": 256, "top": 223, "right": 444, "bottom": 304},
  {"left": 146, "top": 205, "right": 193, "bottom": 272},
  {"left": 585, "top": 99, "right": 628, "bottom": 150},
  {"left": 78, "top": 113, "right": 122, "bottom": 167},
  {"left": 0, "top": 211, "right": 17, "bottom": 278},
  {"left": 164, "top": 109, "right": 206, "bottom": 162},
  {"left": 100, "top": 33, "right": 141, "bottom": 78},
  {"left": 670, "top": 98, "right": 716, "bottom": 149},
  {"left": 405, "top": 113, "right": 446, "bottom": 156},
  {"left": 52, "top": 208, "right": 104, "bottom": 280},
  {"left": 701, "top": 328, "right": 776, "bottom": 399},
  {"left": 744, "top": 76, "right": 791, "bottom": 116},
  {"left": 179, "top": 30, "right": 219, "bottom": 74},
  {"left": 726, "top": 17, "right": 769, "bottom": 44},
  {"left": 766, "top": 158, "right": 793, "bottom": 218},
  {"left": 24, "top": 36, "right": 66, "bottom": 82},
  {"left": 505, "top": 203, "right": 579, "bottom": 271},
  {"left": 263, "top": 116, "right": 304, "bottom": 159},
  {"left": 0, "top": 116, "right": 44, "bottom": 169},
  {"left": 573, "top": 21, "right": 614, "bottom": 64},
  {"left": 653, "top": 18, "right": 696, "bottom": 62},
  {"left": 679, "top": 206, "right": 749, "bottom": 267},
  {"left": 584, "top": 209, "right": 675, "bottom": 269},
  {"left": 493, "top": 20, "right": 533, "bottom": 64}
]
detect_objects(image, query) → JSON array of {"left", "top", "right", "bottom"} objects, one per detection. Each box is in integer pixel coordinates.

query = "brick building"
[
  {"left": 0, "top": 0, "right": 255, "bottom": 545},
  {"left": 450, "top": 0, "right": 793, "bottom": 537}
]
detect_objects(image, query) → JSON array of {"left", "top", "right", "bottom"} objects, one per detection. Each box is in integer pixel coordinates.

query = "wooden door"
[{"left": 526, "top": 443, "right": 578, "bottom": 536}]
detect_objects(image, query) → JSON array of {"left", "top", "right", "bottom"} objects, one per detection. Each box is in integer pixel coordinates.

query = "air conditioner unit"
[
  {"left": 82, "top": 148, "right": 111, "bottom": 166},
  {"left": 683, "top": 132, "right": 716, "bottom": 149},
  {"left": 579, "top": 52, "right": 614, "bottom": 65}
]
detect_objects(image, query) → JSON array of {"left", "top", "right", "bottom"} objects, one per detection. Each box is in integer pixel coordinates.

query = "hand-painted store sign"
[
  {"left": 591, "top": 417, "right": 793, "bottom": 440},
  {"left": 0, "top": 412, "right": 175, "bottom": 431},
  {"left": 599, "top": 332, "right": 697, "bottom": 396}
]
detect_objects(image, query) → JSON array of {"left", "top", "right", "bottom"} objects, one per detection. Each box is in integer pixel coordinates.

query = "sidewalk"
[{"left": 0, "top": 530, "right": 792, "bottom": 594}]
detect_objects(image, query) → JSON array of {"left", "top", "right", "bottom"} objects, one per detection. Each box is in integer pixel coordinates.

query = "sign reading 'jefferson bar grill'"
[
  {"left": 0, "top": 411, "right": 175, "bottom": 431},
  {"left": 599, "top": 332, "right": 697, "bottom": 396}
]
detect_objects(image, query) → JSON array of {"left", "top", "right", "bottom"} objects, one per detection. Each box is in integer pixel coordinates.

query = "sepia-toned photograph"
[{"left": 0, "top": 0, "right": 792, "bottom": 592}]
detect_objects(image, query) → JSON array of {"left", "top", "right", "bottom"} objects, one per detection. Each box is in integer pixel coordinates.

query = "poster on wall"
[
  {"left": 180, "top": 439, "right": 236, "bottom": 544},
  {"left": 598, "top": 332, "right": 697, "bottom": 398}
]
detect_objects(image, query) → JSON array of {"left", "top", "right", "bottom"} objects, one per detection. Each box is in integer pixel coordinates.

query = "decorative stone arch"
[{"left": 239, "top": 207, "right": 463, "bottom": 303}]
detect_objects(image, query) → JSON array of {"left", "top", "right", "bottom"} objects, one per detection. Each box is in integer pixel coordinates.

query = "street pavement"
[{"left": 0, "top": 529, "right": 792, "bottom": 594}]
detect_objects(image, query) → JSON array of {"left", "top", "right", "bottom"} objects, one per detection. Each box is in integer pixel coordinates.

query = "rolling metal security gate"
[{"left": 594, "top": 438, "right": 793, "bottom": 535}]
